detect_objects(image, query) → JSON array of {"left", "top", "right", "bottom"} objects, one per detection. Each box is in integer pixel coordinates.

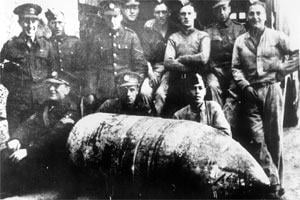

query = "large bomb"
[{"left": 67, "top": 113, "right": 270, "bottom": 198}]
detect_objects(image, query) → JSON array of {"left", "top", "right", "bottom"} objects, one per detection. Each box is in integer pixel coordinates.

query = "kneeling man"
[{"left": 173, "top": 73, "right": 231, "bottom": 136}]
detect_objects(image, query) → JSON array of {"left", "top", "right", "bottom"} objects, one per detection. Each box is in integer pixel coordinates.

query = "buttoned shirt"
[
  {"left": 173, "top": 101, "right": 231, "bottom": 136},
  {"left": 50, "top": 34, "right": 83, "bottom": 73},
  {"left": 232, "top": 28, "right": 292, "bottom": 89},
  {"left": 206, "top": 19, "right": 245, "bottom": 70},
  {"left": 164, "top": 28, "right": 210, "bottom": 75},
  {"left": 50, "top": 34, "right": 84, "bottom": 98},
  {"left": 88, "top": 25, "right": 147, "bottom": 78}
]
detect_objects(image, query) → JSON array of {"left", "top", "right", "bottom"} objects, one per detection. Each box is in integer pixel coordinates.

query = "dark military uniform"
[
  {"left": 49, "top": 34, "right": 84, "bottom": 100},
  {"left": 86, "top": 25, "right": 147, "bottom": 101},
  {"left": 205, "top": 19, "right": 245, "bottom": 105},
  {"left": 0, "top": 32, "right": 55, "bottom": 133},
  {"left": 97, "top": 98, "right": 149, "bottom": 115},
  {"left": 122, "top": 19, "right": 145, "bottom": 39},
  {"left": 11, "top": 98, "right": 79, "bottom": 155},
  {"left": 1, "top": 97, "right": 79, "bottom": 194}
]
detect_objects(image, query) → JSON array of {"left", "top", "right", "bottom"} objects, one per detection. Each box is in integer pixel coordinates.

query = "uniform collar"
[
  {"left": 218, "top": 18, "right": 232, "bottom": 28},
  {"left": 51, "top": 34, "right": 67, "bottom": 42},
  {"left": 19, "top": 32, "right": 41, "bottom": 48},
  {"left": 106, "top": 25, "right": 124, "bottom": 37}
]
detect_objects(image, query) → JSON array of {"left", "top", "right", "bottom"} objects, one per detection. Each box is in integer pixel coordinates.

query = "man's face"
[
  {"left": 154, "top": 3, "right": 169, "bottom": 25},
  {"left": 214, "top": 4, "right": 231, "bottom": 22},
  {"left": 179, "top": 5, "right": 197, "bottom": 28},
  {"left": 247, "top": 4, "right": 266, "bottom": 30},
  {"left": 48, "top": 19, "right": 65, "bottom": 36},
  {"left": 119, "top": 85, "right": 139, "bottom": 105},
  {"left": 123, "top": 5, "right": 139, "bottom": 21},
  {"left": 19, "top": 18, "right": 39, "bottom": 38},
  {"left": 48, "top": 83, "right": 70, "bottom": 101},
  {"left": 188, "top": 81, "right": 206, "bottom": 107},
  {"left": 104, "top": 12, "right": 123, "bottom": 30}
]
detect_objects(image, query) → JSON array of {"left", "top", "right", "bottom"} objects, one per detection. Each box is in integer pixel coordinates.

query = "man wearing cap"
[
  {"left": 97, "top": 72, "right": 150, "bottom": 115},
  {"left": 85, "top": 0, "right": 147, "bottom": 112},
  {"left": 139, "top": 1, "right": 178, "bottom": 115},
  {"left": 121, "top": 0, "right": 145, "bottom": 39},
  {"left": 45, "top": 8, "right": 84, "bottom": 103},
  {"left": 205, "top": 0, "right": 245, "bottom": 107},
  {"left": 173, "top": 73, "right": 231, "bottom": 136},
  {"left": 0, "top": 3, "right": 55, "bottom": 134},
  {"left": 232, "top": 1, "right": 299, "bottom": 196},
  {"left": 1, "top": 74, "right": 79, "bottom": 194},
  {"left": 163, "top": 3, "right": 211, "bottom": 116}
]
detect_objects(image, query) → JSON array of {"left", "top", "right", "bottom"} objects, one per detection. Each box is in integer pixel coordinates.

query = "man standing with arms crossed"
[{"left": 163, "top": 3, "right": 212, "bottom": 116}]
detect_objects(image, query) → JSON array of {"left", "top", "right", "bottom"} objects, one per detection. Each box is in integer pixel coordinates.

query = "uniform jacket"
[
  {"left": 11, "top": 98, "right": 79, "bottom": 158},
  {"left": 49, "top": 34, "right": 85, "bottom": 99},
  {"left": 173, "top": 101, "right": 231, "bottom": 136},
  {"left": 232, "top": 27, "right": 293, "bottom": 90},
  {"left": 86, "top": 25, "right": 147, "bottom": 98},
  {"left": 0, "top": 32, "right": 54, "bottom": 86},
  {"left": 164, "top": 28, "right": 210, "bottom": 78},
  {"left": 141, "top": 19, "right": 178, "bottom": 75},
  {"left": 206, "top": 19, "right": 245, "bottom": 75},
  {"left": 97, "top": 98, "right": 150, "bottom": 116}
]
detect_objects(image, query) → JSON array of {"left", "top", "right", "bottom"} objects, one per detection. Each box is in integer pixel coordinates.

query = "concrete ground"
[{"left": 3, "top": 126, "right": 300, "bottom": 200}]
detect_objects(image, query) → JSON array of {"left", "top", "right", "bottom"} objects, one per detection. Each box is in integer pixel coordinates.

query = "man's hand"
[
  {"left": 6, "top": 139, "right": 21, "bottom": 151},
  {"left": 147, "top": 62, "right": 159, "bottom": 88},
  {"left": 243, "top": 86, "right": 259, "bottom": 103},
  {"left": 9, "top": 149, "right": 27, "bottom": 163}
]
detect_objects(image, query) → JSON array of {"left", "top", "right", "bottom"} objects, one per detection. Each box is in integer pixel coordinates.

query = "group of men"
[{"left": 0, "top": 0, "right": 298, "bottom": 198}]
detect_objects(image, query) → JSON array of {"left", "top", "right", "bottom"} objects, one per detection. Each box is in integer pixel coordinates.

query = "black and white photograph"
[{"left": 0, "top": 0, "right": 299, "bottom": 199}]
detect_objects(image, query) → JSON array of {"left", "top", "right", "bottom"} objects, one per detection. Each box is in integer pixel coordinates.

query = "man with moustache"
[
  {"left": 232, "top": 1, "right": 298, "bottom": 197},
  {"left": 0, "top": 3, "right": 55, "bottom": 133},
  {"left": 163, "top": 3, "right": 212, "bottom": 116},
  {"left": 205, "top": 0, "right": 245, "bottom": 107}
]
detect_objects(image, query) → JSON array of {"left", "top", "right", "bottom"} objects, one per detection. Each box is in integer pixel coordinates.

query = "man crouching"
[
  {"left": 173, "top": 73, "right": 231, "bottom": 136},
  {"left": 1, "top": 72, "right": 80, "bottom": 197},
  {"left": 97, "top": 71, "right": 151, "bottom": 115}
]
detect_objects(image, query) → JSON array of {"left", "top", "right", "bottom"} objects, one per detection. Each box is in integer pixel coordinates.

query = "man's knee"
[{"left": 140, "top": 78, "right": 153, "bottom": 99}]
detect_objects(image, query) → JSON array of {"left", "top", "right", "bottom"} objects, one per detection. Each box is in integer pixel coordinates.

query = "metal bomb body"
[{"left": 68, "top": 113, "right": 270, "bottom": 197}]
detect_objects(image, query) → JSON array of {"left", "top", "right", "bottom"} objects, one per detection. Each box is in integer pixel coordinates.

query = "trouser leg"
[
  {"left": 205, "top": 73, "right": 223, "bottom": 107},
  {"left": 262, "top": 83, "right": 284, "bottom": 186},
  {"left": 154, "top": 72, "right": 169, "bottom": 116},
  {"left": 140, "top": 77, "right": 154, "bottom": 111},
  {"left": 243, "top": 92, "right": 280, "bottom": 185}
]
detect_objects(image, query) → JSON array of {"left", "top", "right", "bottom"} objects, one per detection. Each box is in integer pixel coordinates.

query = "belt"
[
  {"left": 181, "top": 73, "right": 187, "bottom": 79},
  {"left": 251, "top": 81, "right": 276, "bottom": 88}
]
